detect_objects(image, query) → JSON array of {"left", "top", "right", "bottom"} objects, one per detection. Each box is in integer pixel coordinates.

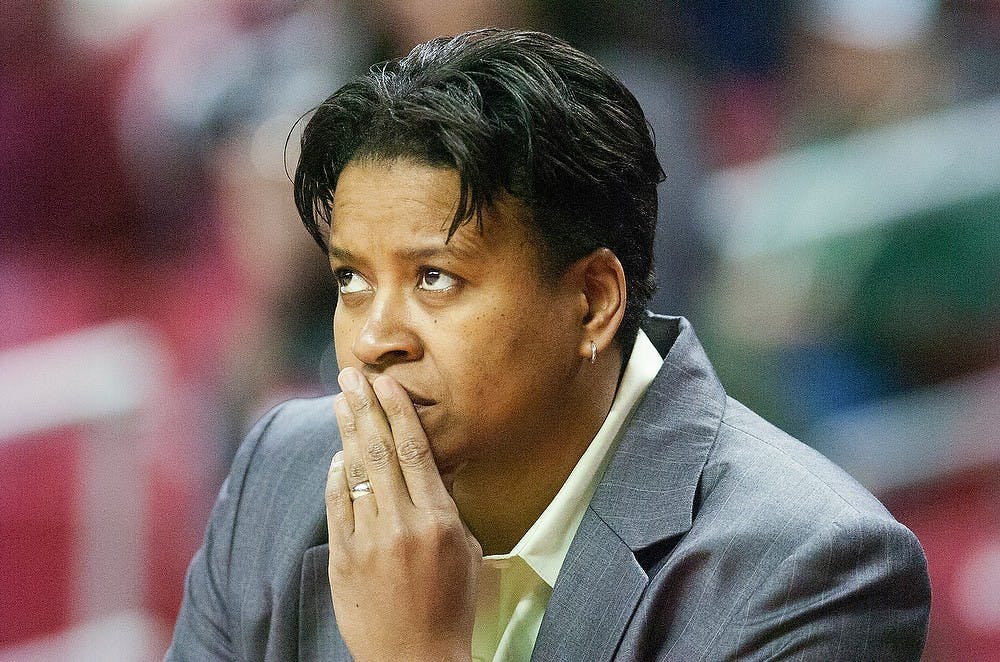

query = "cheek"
[
  {"left": 332, "top": 308, "right": 358, "bottom": 368},
  {"left": 446, "top": 308, "right": 570, "bottom": 402},
  {"left": 432, "top": 319, "right": 511, "bottom": 398}
]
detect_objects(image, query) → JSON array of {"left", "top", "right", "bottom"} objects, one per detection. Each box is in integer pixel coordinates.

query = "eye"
[
  {"left": 418, "top": 268, "right": 458, "bottom": 292},
  {"left": 334, "top": 269, "right": 372, "bottom": 294}
]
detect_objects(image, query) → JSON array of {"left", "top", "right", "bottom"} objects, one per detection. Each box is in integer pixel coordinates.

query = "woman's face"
[{"left": 329, "top": 158, "right": 588, "bottom": 478}]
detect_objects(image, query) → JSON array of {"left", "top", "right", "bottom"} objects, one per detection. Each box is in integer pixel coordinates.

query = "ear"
[{"left": 570, "top": 248, "right": 626, "bottom": 362}]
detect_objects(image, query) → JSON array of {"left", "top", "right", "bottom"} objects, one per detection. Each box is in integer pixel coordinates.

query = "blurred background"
[{"left": 0, "top": 0, "right": 997, "bottom": 659}]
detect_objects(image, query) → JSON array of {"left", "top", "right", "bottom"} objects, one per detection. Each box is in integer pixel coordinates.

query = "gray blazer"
[{"left": 167, "top": 316, "right": 930, "bottom": 660}]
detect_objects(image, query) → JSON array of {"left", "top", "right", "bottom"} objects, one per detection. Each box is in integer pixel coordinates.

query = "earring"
[{"left": 589, "top": 341, "right": 597, "bottom": 364}]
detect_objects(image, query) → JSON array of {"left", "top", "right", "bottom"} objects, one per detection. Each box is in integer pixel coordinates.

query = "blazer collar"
[
  {"left": 591, "top": 314, "right": 725, "bottom": 550},
  {"left": 531, "top": 315, "right": 726, "bottom": 661}
]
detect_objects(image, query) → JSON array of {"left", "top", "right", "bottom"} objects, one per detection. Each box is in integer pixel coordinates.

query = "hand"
[{"left": 326, "top": 367, "right": 481, "bottom": 662}]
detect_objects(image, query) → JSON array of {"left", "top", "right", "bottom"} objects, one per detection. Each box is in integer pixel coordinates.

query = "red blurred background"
[{"left": 2, "top": 1, "right": 997, "bottom": 659}]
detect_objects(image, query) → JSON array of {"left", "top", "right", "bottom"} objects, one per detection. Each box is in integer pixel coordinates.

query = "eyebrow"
[
  {"left": 327, "top": 241, "right": 481, "bottom": 264},
  {"left": 327, "top": 246, "right": 359, "bottom": 263}
]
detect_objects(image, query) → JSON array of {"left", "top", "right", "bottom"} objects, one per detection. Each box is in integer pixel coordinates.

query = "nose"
[{"left": 351, "top": 292, "right": 422, "bottom": 369}]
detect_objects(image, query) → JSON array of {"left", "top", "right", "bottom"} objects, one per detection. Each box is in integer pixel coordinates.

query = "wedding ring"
[{"left": 349, "top": 481, "right": 373, "bottom": 501}]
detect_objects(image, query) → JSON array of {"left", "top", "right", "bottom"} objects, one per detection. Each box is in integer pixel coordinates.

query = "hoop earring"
[{"left": 589, "top": 341, "right": 597, "bottom": 364}]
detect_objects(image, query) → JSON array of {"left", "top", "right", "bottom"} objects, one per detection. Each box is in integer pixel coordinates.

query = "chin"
[{"left": 424, "top": 430, "right": 467, "bottom": 478}]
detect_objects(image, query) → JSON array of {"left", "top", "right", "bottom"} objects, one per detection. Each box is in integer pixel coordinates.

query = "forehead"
[
  {"left": 329, "top": 158, "right": 537, "bottom": 263},
  {"left": 332, "top": 158, "right": 461, "bottom": 233}
]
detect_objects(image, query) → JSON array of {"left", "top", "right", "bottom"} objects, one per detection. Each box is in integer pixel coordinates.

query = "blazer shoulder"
[
  {"left": 710, "top": 396, "right": 896, "bottom": 522},
  {"left": 245, "top": 395, "right": 340, "bottom": 465},
  {"left": 226, "top": 395, "right": 340, "bottom": 542},
  {"left": 169, "top": 395, "right": 340, "bottom": 660},
  {"left": 244, "top": 396, "right": 337, "bottom": 459},
  {"left": 645, "top": 397, "right": 930, "bottom": 659},
  {"left": 215, "top": 394, "right": 339, "bottom": 540},
  {"left": 216, "top": 395, "right": 339, "bottom": 528}
]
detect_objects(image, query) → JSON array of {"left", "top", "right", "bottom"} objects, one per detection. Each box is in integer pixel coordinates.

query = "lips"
[{"left": 400, "top": 386, "right": 436, "bottom": 408}]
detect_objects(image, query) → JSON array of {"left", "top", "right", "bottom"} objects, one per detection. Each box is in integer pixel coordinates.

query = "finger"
[
  {"left": 325, "top": 449, "right": 354, "bottom": 535},
  {"left": 333, "top": 392, "right": 378, "bottom": 522},
  {"left": 371, "top": 375, "right": 452, "bottom": 509},
  {"left": 337, "top": 368, "right": 408, "bottom": 511},
  {"left": 333, "top": 389, "right": 366, "bottom": 488}
]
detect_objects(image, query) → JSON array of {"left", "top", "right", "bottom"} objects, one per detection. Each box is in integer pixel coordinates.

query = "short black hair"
[{"left": 294, "top": 28, "right": 664, "bottom": 356}]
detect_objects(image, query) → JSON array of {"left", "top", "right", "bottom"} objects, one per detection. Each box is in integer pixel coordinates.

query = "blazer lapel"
[
  {"left": 530, "top": 510, "right": 647, "bottom": 661},
  {"left": 533, "top": 316, "right": 726, "bottom": 660}
]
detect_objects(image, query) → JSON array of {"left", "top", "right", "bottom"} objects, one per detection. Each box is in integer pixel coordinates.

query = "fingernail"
[
  {"left": 339, "top": 368, "right": 362, "bottom": 392},
  {"left": 332, "top": 450, "right": 344, "bottom": 466}
]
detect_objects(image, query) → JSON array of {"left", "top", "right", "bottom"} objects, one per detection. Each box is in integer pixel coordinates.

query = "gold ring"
[{"left": 349, "top": 481, "right": 373, "bottom": 501}]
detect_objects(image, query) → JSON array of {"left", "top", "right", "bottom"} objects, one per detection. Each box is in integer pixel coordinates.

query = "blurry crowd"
[{"left": 1, "top": 0, "right": 998, "bottom": 659}]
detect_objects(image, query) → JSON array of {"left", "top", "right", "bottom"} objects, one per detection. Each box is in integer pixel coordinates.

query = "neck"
[{"left": 450, "top": 353, "right": 621, "bottom": 555}]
